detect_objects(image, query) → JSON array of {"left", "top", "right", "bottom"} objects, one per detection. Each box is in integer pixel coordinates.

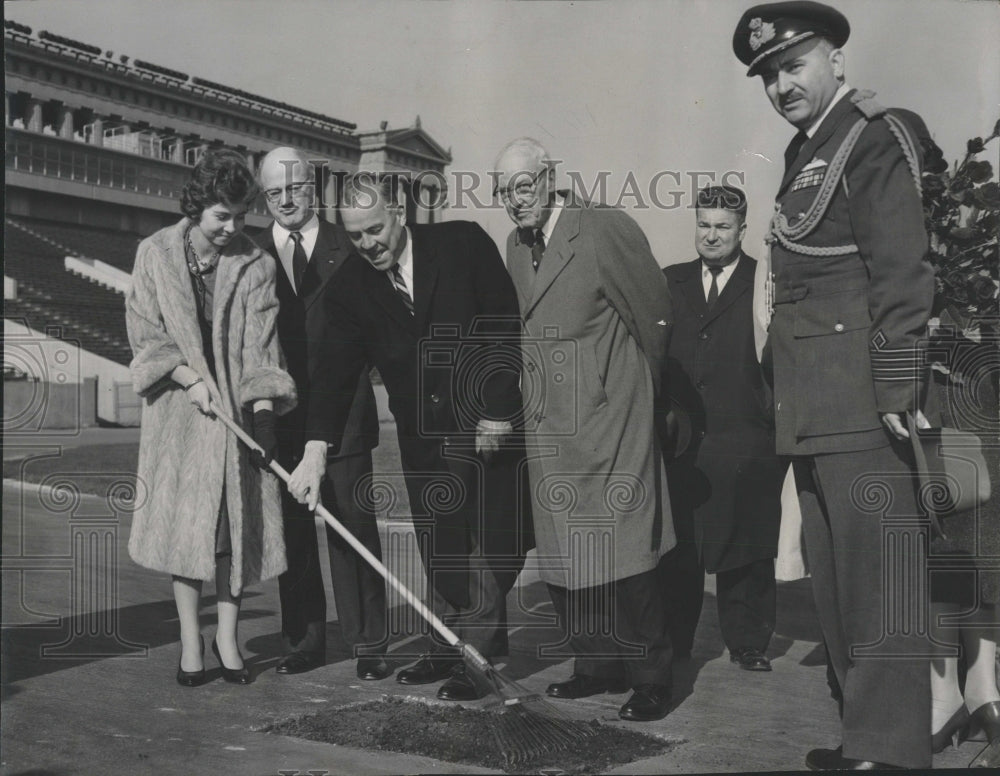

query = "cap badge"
[{"left": 748, "top": 17, "right": 776, "bottom": 51}]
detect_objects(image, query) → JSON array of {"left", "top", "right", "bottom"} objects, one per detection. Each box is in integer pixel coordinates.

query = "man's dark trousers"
[
  {"left": 793, "top": 442, "right": 931, "bottom": 767},
  {"left": 278, "top": 450, "right": 387, "bottom": 657},
  {"left": 546, "top": 560, "right": 674, "bottom": 687}
]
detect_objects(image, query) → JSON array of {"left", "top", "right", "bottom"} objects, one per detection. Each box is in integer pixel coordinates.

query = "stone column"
[
  {"left": 26, "top": 97, "right": 43, "bottom": 133},
  {"left": 57, "top": 103, "right": 75, "bottom": 139},
  {"left": 89, "top": 115, "right": 104, "bottom": 146}
]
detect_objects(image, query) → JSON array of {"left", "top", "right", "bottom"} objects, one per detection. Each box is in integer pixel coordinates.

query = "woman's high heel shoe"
[
  {"left": 932, "top": 705, "right": 971, "bottom": 752},
  {"left": 969, "top": 701, "right": 1000, "bottom": 768},
  {"left": 212, "top": 638, "right": 251, "bottom": 685},
  {"left": 176, "top": 635, "right": 208, "bottom": 687}
]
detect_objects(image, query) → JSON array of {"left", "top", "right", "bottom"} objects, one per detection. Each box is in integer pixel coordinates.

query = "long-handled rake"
[{"left": 212, "top": 406, "right": 596, "bottom": 767}]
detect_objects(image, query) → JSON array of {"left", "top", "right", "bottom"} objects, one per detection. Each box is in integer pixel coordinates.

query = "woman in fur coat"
[{"left": 125, "top": 149, "right": 296, "bottom": 686}]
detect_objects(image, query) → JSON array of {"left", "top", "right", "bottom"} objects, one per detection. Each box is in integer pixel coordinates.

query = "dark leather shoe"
[
  {"left": 932, "top": 704, "right": 970, "bottom": 752},
  {"left": 730, "top": 647, "right": 772, "bottom": 672},
  {"left": 805, "top": 746, "right": 903, "bottom": 770},
  {"left": 276, "top": 651, "right": 325, "bottom": 675},
  {"left": 176, "top": 635, "right": 207, "bottom": 687},
  {"left": 356, "top": 656, "right": 392, "bottom": 681},
  {"left": 618, "top": 684, "right": 672, "bottom": 722},
  {"left": 212, "top": 639, "right": 251, "bottom": 685},
  {"left": 970, "top": 701, "right": 1000, "bottom": 768},
  {"left": 396, "top": 654, "right": 458, "bottom": 685},
  {"left": 437, "top": 665, "right": 485, "bottom": 701},
  {"left": 546, "top": 673, "right": 628, "bottom": 699}
]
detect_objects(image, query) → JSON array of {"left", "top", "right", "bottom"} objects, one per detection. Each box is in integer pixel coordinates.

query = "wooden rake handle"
[{"left": 211, "top": 404, "right": 491, "bottom": 672}]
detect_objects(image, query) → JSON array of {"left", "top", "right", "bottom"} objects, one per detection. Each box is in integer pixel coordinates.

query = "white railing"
[{"left": 64, "top": 256, "right": 131, "bottom": 294}]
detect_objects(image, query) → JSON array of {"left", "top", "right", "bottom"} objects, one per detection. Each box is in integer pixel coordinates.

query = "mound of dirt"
[{"left": 264, "top": 696, "right": 678, "bottom": 774}]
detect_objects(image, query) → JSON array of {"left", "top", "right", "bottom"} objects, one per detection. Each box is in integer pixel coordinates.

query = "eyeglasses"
[
  {"left": 263, "top": 182, "right": 315, "bottom": 203},
  {"left": 493, "top": 168, "right": 547, "bottom": 202}
]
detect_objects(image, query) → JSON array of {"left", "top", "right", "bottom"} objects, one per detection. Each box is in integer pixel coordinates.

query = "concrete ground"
[{"left": 0, "top": 425, "right": 985, "bottom": 775}]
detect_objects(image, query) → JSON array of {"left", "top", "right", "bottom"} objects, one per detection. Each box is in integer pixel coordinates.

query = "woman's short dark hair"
[{"left": 180, "top": 149, "right": 260, "bottom": 219}]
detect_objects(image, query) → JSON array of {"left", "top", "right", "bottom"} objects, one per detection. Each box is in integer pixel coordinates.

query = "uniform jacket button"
[
  {"left": 834, "top": 323, "right": 845, "bottom": 332},
  {"left": 430, "top": 393, "right": 440, "bottom": 403},
  {"left": 698, "top": 331, "right": 709, "bottom": 340}
]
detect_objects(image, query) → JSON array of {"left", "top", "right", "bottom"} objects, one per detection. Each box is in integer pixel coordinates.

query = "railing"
[{"left": 5, "top": 130, "right": 270, "bottom": 217}]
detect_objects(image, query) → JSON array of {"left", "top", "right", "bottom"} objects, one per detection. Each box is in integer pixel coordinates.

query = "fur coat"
[{"left": 125, "top": 218, "right": 297, "bottom": 595}]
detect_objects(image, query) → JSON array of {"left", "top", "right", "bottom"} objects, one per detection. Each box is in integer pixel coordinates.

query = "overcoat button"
[
  {"left": 430, "top": 394, "right": 440, "bottom": 403},
  {"left": 834, "top": 323, "right": 845, "bottom": 332},
  {"left": 698, "top": 332, "right": 709, "bottom": 340}
]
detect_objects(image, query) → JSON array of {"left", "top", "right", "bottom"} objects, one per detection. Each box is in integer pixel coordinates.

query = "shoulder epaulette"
[
  {"left": 850, "top": 89, "right": 887, "bottom": 120},
  {"left": 767, "top": 88, "right": 922, "bottom": 257}
]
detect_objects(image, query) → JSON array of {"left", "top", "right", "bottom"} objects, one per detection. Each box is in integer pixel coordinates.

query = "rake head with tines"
[{"left": 469, "top": 660, "right": 598, "bottom": 767}]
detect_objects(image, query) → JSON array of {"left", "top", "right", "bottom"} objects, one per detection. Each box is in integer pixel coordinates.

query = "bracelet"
[{"left": 183, "top": 377, "right": 204, "bottom": 391}]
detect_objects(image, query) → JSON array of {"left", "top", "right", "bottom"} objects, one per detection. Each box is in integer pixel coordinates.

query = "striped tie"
[{"left": 390, "top": 263, "right": 413, "bottom": 315}]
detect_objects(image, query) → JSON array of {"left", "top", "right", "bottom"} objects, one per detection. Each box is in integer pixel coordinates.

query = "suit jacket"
[
  {"left": 305, "top": 220, "right": 529, "bottom": 606},
  {"left": 507, "top": 193, "right": 676, "bottom": 589},
  {"left": 767, "top": 90, "right": 934, "bottom": 455},
  {"left": 253, "top": 220, "right": 378, "bottom": 466},
  {"left": 663, "top": 254, "right": 783, "bottom": 573}
]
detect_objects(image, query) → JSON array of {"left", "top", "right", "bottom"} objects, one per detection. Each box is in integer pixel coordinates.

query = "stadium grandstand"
[{"left": 4, "top": 19, "right": 452, "bottom": 427}]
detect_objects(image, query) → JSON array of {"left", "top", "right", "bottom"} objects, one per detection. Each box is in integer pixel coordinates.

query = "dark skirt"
[
  {"left": 215, "top": 481, "right": 232, "bottom": 557},
  {"left": 927, "top": 342, "right": 999, "bottom": 607}
]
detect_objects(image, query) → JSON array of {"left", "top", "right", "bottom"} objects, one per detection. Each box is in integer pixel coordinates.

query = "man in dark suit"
[
  {"left": 494, "top": 137, "right": 676, "bottom": 722},
  {"left": 289, "top": 173, "right": 529, "bottom": 701},
  {"left": 733, "top": 3, "right": 934, "bottom": 770},
  {"left": 661, "top": 185, "right": 784, "bottom": 672},
  {"left": 255, "top": 148, "right": 388, "bottom": 680}
]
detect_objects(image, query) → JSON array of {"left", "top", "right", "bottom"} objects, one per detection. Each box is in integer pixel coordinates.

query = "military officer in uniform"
[{"left": 733, "top": 2, "right": 935, "bottom": 770}]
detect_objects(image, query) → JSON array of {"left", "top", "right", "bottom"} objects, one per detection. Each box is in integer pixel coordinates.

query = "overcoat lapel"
[
  {"left": 673, "top": 260, "right": 708, "bottom": 318},
  {"left": 509, "top": 236, "right": 534, "bottom": 312},
  {"left": 778, "top": 88, "right": 859, "bottom": 195},
  {"left": 523, "top": 203, "right": 580, "bottom": 316},
  {"left": 703, "top": 254, "right": 754, "bottom": 327}
]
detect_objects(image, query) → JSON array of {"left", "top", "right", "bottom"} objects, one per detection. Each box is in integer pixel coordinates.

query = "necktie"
[
  {"left": 390, "top": 263, "right": 413, "bottom": 315},
  {"left": 518, "top": 227, "right": 546, "bottom": 271},
  {"left": 290, "top": 231, "right": 308, "bottom": 295},
  {"left": 706, "top": 265, "right": 724, "bottom": 308}
]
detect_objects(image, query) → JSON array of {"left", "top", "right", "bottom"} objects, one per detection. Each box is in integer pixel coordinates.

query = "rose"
[
  {"left": 942, "top": 269, "right": 971, "bottom": 303},
  {"left": 967, "top": 137, "right": 986, "bottom": 155},
  {"left": 971, "top": 275, "right": 998, "bottom": 303},
  {"left": 966, "top": 160, "right": 994, "bottom": 184},
  {"left": 974, "top": 182, "right": 1000, "bottom": 210}
]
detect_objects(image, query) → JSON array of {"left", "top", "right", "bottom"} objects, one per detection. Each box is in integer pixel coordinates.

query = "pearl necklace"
[{"left": 185, "top": 227, "right": 221, "bottom": 276}]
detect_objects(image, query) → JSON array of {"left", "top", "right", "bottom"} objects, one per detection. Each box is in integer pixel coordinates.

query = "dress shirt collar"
[
  {"left": 272, "top": 214, "right": 320, "bottom": 256},
  {"left": 805, "top": 83, "right": 851, "bottom": 138},
  {"left": 701, "top": 253, "right": 741, "bottom": 300},
  {"left": 539, "top": 192, "right": 564, "bottom": 245}
]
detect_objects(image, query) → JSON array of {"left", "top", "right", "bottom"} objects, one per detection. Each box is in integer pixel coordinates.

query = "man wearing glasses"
[
  {"left": 492, "top": 137, "right": 677, "bottom": 721},
  {"left": 254, "top": 147, "right": 389, "bottom": 681}
]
